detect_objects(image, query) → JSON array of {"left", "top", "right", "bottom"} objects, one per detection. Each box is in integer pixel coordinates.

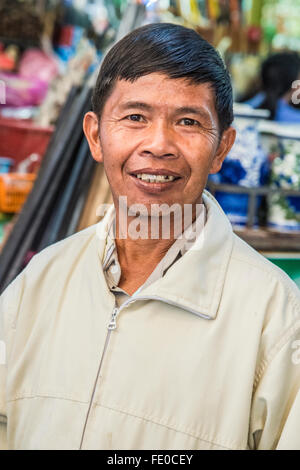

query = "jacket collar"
[{"left": 95, "top": 190, "right": 234, "bottom": 320}]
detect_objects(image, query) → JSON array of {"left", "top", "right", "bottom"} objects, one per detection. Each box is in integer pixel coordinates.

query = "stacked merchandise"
[
  {"left": 207, "top": 111, "right": 271, "bottom": 229},
  {"left": 140, "top": 0, "right": 300, "bottom": 101},
  {"left": 207, "top": 116, "right": 300, "bottom": 251},
  {"left": 261, "top": 0, "right": 300, "bottom": 51},
  {"left": 261, "top": 123, "right": 300, "bottom": 233},
  {"left": 0, "top": 0, "right": 100, "bottom": 252},
  {"left": 141, "top": 0, "right": 300, "bottom": 51},
  {"left": 0, "top": 1, "right": 58, "bottom": 254},
  {"left": 0, "top": 84, "right": 95, "bottom": 292}
]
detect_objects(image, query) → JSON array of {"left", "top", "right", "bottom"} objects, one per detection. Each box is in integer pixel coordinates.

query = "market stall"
[{"left": 0, "top": 0, "right": 299, "bottom": 291}]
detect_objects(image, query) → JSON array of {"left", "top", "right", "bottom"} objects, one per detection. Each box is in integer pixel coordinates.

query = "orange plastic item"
[{"left": 0, "top": 173, "right": 36, "bottom": 213}]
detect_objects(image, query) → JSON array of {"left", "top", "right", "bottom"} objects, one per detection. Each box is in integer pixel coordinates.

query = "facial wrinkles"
[
  {"left": 100, "top": 115, "right": 219, "bottom": 186},
  {"left": 99, "top": 75, "right": 221, "bottom": 170},
  {"left": 106, "top": 103, "right": 218, "bottom": 154}
]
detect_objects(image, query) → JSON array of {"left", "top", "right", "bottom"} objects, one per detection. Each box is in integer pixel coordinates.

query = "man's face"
[{"left": 84, "top": 73, "right": 235, "bottom": 211}]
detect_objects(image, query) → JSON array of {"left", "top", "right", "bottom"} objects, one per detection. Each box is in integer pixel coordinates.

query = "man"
[{"left": 1, "top": 23, "right": 300, "bottom": 450}]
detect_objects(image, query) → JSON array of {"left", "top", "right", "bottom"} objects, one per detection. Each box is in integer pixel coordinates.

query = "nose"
[{"left": 139, "top": 120, "right": 178, "bottom": 159}]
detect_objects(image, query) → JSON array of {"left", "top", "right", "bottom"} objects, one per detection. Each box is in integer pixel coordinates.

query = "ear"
[
  {"left": 209, "top": 126, "right": 236, "bottom": 174},
  {"left": 83, "top": 111, "right": 103, "bottom": 163}
]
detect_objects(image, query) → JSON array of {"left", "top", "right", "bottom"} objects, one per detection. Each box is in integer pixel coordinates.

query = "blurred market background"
[{"left": 0, "top": 0, "right": 299, "bottom": 291}]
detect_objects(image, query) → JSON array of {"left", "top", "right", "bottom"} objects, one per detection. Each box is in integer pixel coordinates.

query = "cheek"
[
  {"left": 184, "top": 130, "right": 217, "bottom": 154},
  {"left": 100, "top": 142, "right": 133, "bottom": 197},
  {"left": 103, "top": 157, "right": 123, "bottom": 185},
  {"left": 101, "top": 125, "right": 136, "bottom": 163},
  {"left": 187, "top": 144, "right": 217, "bottom": 177},
  {"left": 101, "top": 133, "right": 125, "bottom": 171}
]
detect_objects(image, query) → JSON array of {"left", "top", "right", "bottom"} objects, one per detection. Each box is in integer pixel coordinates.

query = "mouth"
[
  {"left": 132, "top": 173, "right": 180, "bottom": 183},
  {"left": 129, "top": 169, "right": 182, "bottom": 186},
  {"left": 128, "top": 169, "right": 182, "bottom": 194}
]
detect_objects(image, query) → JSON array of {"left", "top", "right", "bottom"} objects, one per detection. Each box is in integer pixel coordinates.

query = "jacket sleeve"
[
  {"left": 249, "top": 300, "right": 300, "bottom": 450},
  {"left": 0, "top": 274, "right": 24, "bottom": 450}
]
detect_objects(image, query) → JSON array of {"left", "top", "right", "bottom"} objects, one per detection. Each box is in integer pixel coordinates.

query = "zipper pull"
[{"left": 108, "top": 308, "right": 118, "bottom": 330}]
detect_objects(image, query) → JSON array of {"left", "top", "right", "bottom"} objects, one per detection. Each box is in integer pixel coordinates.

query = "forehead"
[{"left": 102, "top": 72, "right": 217, "bottom": 116}]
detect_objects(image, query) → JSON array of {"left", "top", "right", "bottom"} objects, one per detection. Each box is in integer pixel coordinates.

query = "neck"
[
  {"left": 114, "top": 221, "right": 179, "bottom": 295},
  {"left": 110, "top": 198, "right": 204, "bottom": 294},
  {"left": 118, "top": 204, "right": 199, "bottom": 278},
  {"left": 116, "top": 232, "right": 175, "bottom": 266}
]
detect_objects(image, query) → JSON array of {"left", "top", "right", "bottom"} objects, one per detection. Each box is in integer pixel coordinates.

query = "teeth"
[{"left": 136, "top": 173, "right": 176, "bottom": 183}]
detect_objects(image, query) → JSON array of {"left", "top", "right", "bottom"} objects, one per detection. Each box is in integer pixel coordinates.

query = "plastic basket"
[{"left": 0, "top": 117, "right": 53, "bottom": 170}]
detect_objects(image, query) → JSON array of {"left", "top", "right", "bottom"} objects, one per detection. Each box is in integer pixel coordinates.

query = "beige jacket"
[{"left": 0, "top": 190, "right": 300, "bottom": 450}]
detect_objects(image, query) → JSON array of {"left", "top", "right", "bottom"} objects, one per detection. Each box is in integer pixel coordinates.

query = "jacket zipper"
[
  {"left": 78, "top": 295, "right": 210, "bottom": 448},
  {"left": 78, "top": 302, "right": 128, "bottom": 449}
]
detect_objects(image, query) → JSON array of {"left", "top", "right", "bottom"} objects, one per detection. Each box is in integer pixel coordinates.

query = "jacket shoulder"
[
  {"left": 230, "top": 233, "right": 300, "bottom": 309},
  {"left": 229, "top": 234, "right": 300, "bottom": 364},
  {"left": 1, "top": 223, "right": 102, "bottom": 301},
  {"left": 232, "top": 234, "right": 300, "bottom": 295},
  {"left": 28, "top": 224, "right": 99, "bottom": 269},
  {"left": 0, "top": 223, "right": 105, "bottom": 331}
]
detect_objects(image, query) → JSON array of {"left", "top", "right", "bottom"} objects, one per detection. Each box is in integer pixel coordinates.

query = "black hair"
[
  {"left": 92, "top": 22, "right": 233, "bottom": 135},
  {"left": 260, "top": 52, "right": 300, "bottom": 119}
]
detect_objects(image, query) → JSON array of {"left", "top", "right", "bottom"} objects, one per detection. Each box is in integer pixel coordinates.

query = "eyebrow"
[
  {"left": 174, "top": 106, "right": 211, "bottom": 120},
  {"left": 118, "top": 101, "right": 153, "bottom": 112},
  {"left": 117, "top": 101, "right": 212, "bottom": 121}
]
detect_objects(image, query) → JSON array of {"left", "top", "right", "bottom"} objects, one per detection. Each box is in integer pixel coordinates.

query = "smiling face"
[{"left": 84, "top": 72, "right": 235, "bottom": 213}]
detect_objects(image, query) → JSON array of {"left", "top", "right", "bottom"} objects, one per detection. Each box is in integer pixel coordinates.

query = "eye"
[
  {"left": 179, "top": 118, "right": 200, "bottom": 127},
  {"left": 125, "top": 114, "right": 145, "bottom": 122}
]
